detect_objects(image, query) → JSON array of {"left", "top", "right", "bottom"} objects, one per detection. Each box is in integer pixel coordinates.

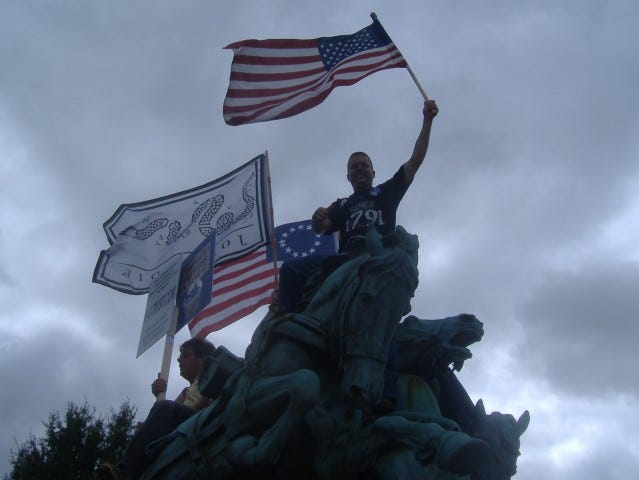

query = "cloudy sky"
[{"left": 1, "top": 1, "right": 638, "bottom": 478}]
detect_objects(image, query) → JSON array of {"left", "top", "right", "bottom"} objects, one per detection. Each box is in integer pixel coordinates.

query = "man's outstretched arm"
[
  {"left": 312, "top": 207, "right": 332, "bottom": 234},
  {"left": 403, "top": 99, "right": 439, "bottom": 185}
]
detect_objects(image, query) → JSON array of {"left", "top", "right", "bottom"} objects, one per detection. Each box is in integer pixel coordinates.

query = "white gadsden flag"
[{"left": 93, "top": 154, "right": 272, "bottom": 294}]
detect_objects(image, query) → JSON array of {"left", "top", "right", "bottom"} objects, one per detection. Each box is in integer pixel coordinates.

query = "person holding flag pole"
[
  {"left": 98, "top": 335, "right": 216, "bottom": 480},
  {"left": 278, "top": 66, "right": 438, "bottom": 314},
  {"left": 222, "top": 11, "right": 439, "bottom": 313},
  {"left": 95, "top": 151, "right": 275, "bottom": 479},
  {"left": 262, "top": 13, "right": 438, "bottom": 412}
]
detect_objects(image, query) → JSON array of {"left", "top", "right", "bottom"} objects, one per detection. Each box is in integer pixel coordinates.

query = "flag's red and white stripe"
[
  {"left": 188, "top": 247, "right": 277, "bottom": 338},
  {"left": 223, "top": 39, "right": 405, "bottom": 125}
]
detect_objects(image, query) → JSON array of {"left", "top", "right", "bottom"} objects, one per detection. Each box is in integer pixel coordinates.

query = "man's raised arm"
[{"left": 402, "top": 99, "right": 439, "bottom": 185}]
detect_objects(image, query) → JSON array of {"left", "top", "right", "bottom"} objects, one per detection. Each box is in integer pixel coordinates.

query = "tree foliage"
[{"left": 6, "top": 400, "right": 137, "bottom": 480}]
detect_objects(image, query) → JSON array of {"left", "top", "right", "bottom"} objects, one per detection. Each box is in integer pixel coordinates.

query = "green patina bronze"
[{"left": 141, "top": 226, "right": 529, "bottom": 480}]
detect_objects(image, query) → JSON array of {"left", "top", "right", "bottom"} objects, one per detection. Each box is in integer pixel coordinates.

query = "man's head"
[
  {"left": 178, "top": 337, "right": 216, "bottom": 383},
  {"left": 347, "top": 152, "right": 375, "bottom": 192}
]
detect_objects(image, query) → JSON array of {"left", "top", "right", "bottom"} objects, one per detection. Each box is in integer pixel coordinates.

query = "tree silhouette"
[{"left": 6, "top": 401, "right": 137, "bottom": 480}]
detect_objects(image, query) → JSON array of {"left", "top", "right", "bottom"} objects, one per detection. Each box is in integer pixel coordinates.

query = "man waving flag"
[{"left": 223, "top": 17, "right": 406, "bottom": 125}]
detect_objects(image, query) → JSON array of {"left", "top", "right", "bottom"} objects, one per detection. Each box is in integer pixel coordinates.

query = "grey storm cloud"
[
  {"left": 1, "top": 1, "right": 639, "bottom": 478},
  {"left": 520, "top": 259, "right": 639, "bottom": 397}
]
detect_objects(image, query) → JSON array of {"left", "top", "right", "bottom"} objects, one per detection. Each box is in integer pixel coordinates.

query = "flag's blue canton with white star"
[
  {"left": 266, "top": 220, "right": 337, "bottom": 262},
  {"left": 318, "top": 22, "right": 392, "bottom": 71}
]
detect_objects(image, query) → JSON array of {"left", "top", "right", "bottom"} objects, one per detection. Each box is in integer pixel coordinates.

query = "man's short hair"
[
  {"left": 180, "top": 338, "right": 216, "bottom": 358},
  {"left": 347, "top": 152, "right": 373, "bottom": 169}
]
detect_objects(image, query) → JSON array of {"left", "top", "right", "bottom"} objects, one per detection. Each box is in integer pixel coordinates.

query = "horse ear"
[
  {"left": 475, "top": 399, "right": 486, "bottom": 416},
  {"left": 516, "top": 410, "right": 530, "bottom": 434}
]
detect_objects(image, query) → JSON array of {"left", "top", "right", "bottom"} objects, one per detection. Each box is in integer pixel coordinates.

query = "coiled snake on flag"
[{"left": 121, "top": 174, "right": 256, "bottom": 244}]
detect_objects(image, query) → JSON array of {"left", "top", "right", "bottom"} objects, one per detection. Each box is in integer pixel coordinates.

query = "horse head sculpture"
[
  {"left": 396, "top": 313, "right": 485, "bottom": 373},
  {"left": 473, "top": 399, "right": 530, "bottom": 479}
]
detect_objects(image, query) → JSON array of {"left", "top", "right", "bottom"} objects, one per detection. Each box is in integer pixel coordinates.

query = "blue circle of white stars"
[{"left": 279, "top": 223, "right": 324, "bottom": 258}]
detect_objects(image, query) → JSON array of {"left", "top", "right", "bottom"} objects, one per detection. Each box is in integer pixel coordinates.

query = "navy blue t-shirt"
[{"left": 327, "top": 167, "right": 409, "bottom": 251}]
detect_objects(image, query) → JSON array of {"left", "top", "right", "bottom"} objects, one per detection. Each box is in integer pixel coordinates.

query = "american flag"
[
  {"left": 223, "top": 19, "right": 406, "bottom": 126},
  {"left": 188, "top": 220, "right": 338, "bottom": 338}
]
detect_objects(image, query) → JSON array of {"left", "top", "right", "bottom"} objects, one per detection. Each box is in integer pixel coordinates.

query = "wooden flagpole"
[
  {"left": 370, "top": 12, "right": 431, "bottom": 102},
  {"left": 156, "top": 306, "right": 178, "bottom": 401}
]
